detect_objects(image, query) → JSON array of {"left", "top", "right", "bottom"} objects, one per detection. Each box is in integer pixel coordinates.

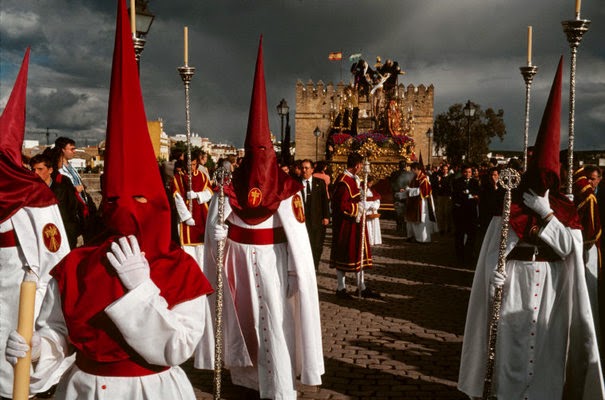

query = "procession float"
[{"left": 323, "top": 56, "right": 429, "bottom": 211}]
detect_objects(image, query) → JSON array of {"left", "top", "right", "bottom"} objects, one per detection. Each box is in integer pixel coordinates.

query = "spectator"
[
  {"left": 452, "top": 165, "right": 480, "bottom": 267},
  {"left": 431, "top": 164, "right": 454, "bottom": 235},
  {"left": 301, "top": 159, "right": 330, "bottom": 269}
]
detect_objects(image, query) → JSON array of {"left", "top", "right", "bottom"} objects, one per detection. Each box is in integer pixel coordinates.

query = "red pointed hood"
[
  {"left": 510, "top": 56, "right": 580, "bottom": 239},
  {"left": 526, "top": 56, "right": 563, "bottom": 185},
  {"left": 0, "top": 48, "right": 57, "bottom": 223},
  {"left": 50, "top": 0, "right": 212, "bottom": 364},
  {"left": 0, "top": 48, "right": 30, "bottom": 166},
  {"left": 226, "top": 36, "right": 302, "bottom": 224},
  {"left": 102, "top": 0, "right": 171, "bottom": 256}
]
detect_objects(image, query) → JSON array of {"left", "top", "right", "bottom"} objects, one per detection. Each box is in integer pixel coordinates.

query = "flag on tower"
[{"left": 328, "top": 51, "right": 342, "bottom": 61}]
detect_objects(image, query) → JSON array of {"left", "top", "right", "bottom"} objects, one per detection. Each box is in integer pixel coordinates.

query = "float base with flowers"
[{"left": 328, "top": 131, "right": 416, "bottom": 212}]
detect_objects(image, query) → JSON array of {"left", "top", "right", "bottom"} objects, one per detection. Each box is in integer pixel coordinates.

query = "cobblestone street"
[{"left": 187, "top": 219, "right": 474, "bottom": 399}]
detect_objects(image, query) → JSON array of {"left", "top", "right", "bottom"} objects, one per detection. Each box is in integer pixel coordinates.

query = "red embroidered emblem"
[
  {"left": 292, "top": 194, "right": 305, "bottom": 223},
  {"left": 42, "top": 223, "right": 61, "bottom": 253},
  {"left": 247, "top": 188, "right": 262, "bottom": 208}
]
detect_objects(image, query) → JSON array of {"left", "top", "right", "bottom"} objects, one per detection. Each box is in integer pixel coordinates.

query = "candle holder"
[
  {"left": 133, "top": 36, "right": 146, "bottom": 65},
  {"left": 561, "top": 16, "right": 590, "bottom": 195},
  {"left": 178, "top": 65, "right": 196, "bottom": 211},
  {"left": 519, "top": 65, "right": 538, "bottom": 172}
]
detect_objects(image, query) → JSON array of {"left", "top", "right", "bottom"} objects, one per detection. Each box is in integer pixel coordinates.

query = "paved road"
[
  {"left": 187, "top": 219, "right": 474, "bottom": 399},
  {"left": 35, "top": 219, "right": 473, "bottom": 399}
]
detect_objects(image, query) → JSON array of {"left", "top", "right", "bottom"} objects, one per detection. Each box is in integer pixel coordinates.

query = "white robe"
[
  {"left": 29, "top": 279, "right": 206, "bottom": 400},
  {"left": 173, "top": 191, "right": 216, "bottom": 369},
  {"left": 365, "top": 189, "right": 382, "bottom": 246},
  {"left": 202, "top": 195, "right": 324, "bottom": 400},
  {"left": 0, "top": 205, "right": 71, "bottom": 397},
  {"left": 459, "top": 216, "right": 605, "bottom": 399}
]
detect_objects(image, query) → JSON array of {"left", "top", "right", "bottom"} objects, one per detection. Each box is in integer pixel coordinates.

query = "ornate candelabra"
[
  {"left": 212, "top": 165, "right": 232, "bottom": 400},
  {"left": 562, "top": 13, "right": 590, "bottom": 195},
  {"left": 357, "top": 157, "right": 371, "bottom": 299},
  {"left": 482, "top": 168, "right": 521, "bottom": 400},
  {"left": 178, "top": 64, "right": 196, "bottom": 212},
  {"left": 519, "top": 65, "right": 538, "bottom": 172},
  {"left": 133, "top": 36, "right": 146, "bottom": 66}
]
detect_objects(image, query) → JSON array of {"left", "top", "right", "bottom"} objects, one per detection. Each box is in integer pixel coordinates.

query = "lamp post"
[
  {"left": 463, "top": 100, "right": 475, "bottom": 162},
  {"left": 313, "top": 126, "right": 321, "bottom": 162},
  {"left": 128, "top": 0, "right": 155, "bottom": 71},
  {"left": 276, "top": 98, "right": 289, "bottom": 143},
  {"left": 426, "top": 128, "right": 433, "bottom": 167}
]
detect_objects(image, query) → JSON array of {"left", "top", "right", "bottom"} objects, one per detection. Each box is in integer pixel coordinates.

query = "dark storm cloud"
[{"left": 1, "top": 0, "right": 604, "bottom": 150}]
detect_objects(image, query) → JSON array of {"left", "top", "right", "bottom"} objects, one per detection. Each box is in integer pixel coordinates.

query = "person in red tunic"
[
  {"left": 572, "top": 165, "right": 602, "bottom": 341},
  {"left": 330, "top": 152, "right": 381, "bottom": 299},
  {"left": 404, "top": 161, "right": 436, "bottom": 243},
  {"left": 171, "top": 151, "right": 213, "bottom": 249}
]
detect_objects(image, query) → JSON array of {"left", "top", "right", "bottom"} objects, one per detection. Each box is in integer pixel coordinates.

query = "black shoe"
[
  {"left": 360, "top": 288, "right": 382, "bottom": 299},
  {"left": 336, "top": 289, "right": 353, "bottom": 299}
]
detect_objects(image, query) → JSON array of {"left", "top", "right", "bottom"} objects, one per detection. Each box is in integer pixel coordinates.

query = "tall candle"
[
  {"left": 130, "top": 0, "right": 136, "bottom": 36},
  {"left": 12, "top": 271, "right": 37, "bottom": 400},
  {"left": 184, "top": 26, "right": 189, "bottom": 65},
  {"left": 527, "top": 26, "right": 532, "bottom": 66},
  {"left": 575, "top": 0, "right": 581, "bottom": 17}
]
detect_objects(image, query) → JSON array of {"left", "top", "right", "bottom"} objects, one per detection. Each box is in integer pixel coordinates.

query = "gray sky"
[{"left": 1, "top": 0, "right": 603, "bottom": 150}]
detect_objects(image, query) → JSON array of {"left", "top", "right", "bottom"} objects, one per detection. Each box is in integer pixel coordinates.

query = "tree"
[{"left": 433, "top": 102, "right": 506, "bottom": 165}]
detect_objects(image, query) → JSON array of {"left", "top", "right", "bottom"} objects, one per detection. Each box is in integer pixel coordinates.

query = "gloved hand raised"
[
  {"left": 106, "top": 235, "right": 150, "bottom": 290},
  {"left": 522, "top": 189, "right": 553, "bottom": 219},
  {"left": 5, "top": 330, "right": 41, "bottom": 367},
  {"left": 214, "top": 224, "right": 229, "bottom": 242}
]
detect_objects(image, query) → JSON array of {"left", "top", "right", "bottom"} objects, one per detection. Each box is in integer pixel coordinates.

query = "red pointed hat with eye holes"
[
  {"left": 49, "top": 0, "right": 212, "bottom": 365},
  {"left": 225, "top": 36, "right": 302, "bottom": 225}
]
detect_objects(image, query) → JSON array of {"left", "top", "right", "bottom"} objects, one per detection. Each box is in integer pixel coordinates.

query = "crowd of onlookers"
[
  {"left": 408, "top": 157, "right": 604, "bottom": 268},
  {"left": 24, "top": 141, "right": 605, "bottom": 274}
]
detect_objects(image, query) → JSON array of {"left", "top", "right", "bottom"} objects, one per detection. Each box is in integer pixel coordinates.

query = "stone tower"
[{"left": 294, "top": 80, "right": 435, "bottom": 163}]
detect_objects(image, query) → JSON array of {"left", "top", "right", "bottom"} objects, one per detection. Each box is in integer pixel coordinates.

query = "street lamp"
[
  {"left": 313, "top": 126, "right": 322, "bottom": 162},
  {"left": 426, "top": 127, "right": 433, "bottom": 167},
  {"left": 463, "top": 100, "right": 475, "bottom": 162},
  {"left": 276, "top": 98, "right": 289, "bottom": 143},
  {"left": 128, "top": 0, "right": 155, "bottom": 70}
]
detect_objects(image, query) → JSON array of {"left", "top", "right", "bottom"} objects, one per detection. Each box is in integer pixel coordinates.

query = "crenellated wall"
[{"left": 294, "top": 80, "right": 435, "bottom": 163}]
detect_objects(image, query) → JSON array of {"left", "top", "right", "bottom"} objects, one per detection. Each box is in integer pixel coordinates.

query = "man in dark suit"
[
  {"left": 452, "top": 164, "right": 480, "bottom": 267},
  {"left": 301, "top": 159, "right": 330, "bottom": 269}
]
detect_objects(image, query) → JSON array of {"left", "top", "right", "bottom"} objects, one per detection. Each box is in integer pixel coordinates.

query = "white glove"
[
  {"left": 490, "top": 270, "right": 507, "bottom": 288},
  {"left": 287, "top": 274, "right": 299, "bottom": 298},
  {"left": 214, "top": 224, "right": 229, "bottom": 241},
  {"left": 106, "top": 235, "right": 150, "bottom": 290},
  {"left": 186, "top": 191, "right": 198, "bottom": 200},
  {"left": 5, "top": 330, "right": 41, "bottom": 367},
  {"left": 359, "top": 201, "right": 368, "bottom": 211},
  {"left": 565, "top": 193, "right": 574, "bottom": 202},
  {"left": 522, "top": 189, "right": 553, "bottom": 219},
  {"left": 197, "top": 190, "right": 212, "bottom": 204},
  {"left": 184, "top": 218, "right": 195, "bottom": 226}
]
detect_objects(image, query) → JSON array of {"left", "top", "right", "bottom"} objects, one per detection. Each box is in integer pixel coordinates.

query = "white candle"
[
  {"left": 184, "top": 26, "right": 189, "bottom": 65},
  {"left": 130, "top": 0, "right": 136, "bottom": 36},
  {"left": 527, "top": 26, "right": 532, "bottom": 66}
]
